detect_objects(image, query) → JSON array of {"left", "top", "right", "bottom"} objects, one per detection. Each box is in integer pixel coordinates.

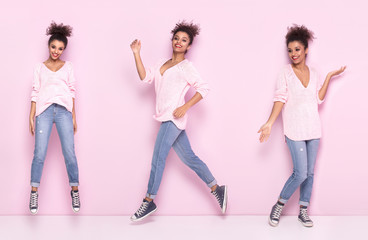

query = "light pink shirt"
[
  {"left": 143, "top": 59, "right": 210, "bottom": 130},
  {"left": 274, "top": 64, "right": 324, "bottom": 141},
  {"left": 31, "top": 61, "right": 76, "bottom": 116}
]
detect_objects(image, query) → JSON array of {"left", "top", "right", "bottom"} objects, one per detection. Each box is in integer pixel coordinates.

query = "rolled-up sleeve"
[
  {"left": 31, "top": 64, "right": 41, "bottom": 102},
  {"left": 184, "top": 62, "right": 210, "bottom": 98},
  {"left": 68, "top": 63, "right": 76, "bottom": 98},
  {"left": 273, "top": 70, "right": 288, "bottom": 103},
  {"left": 142, "top": 66, "right": 155, "bottom": 84}
]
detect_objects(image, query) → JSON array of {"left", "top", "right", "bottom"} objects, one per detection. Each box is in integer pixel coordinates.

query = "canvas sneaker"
[
  {"left": 269, "top": 202, "right": 284, "bottom": 227},
  {"left": 211, "top": 185, "right": 228, "bottom": 214},
  {"left": 298, "top": 206, "right": 313, "bottom": 227},
  {"left": 130, "top": 199, "right": 157, "bottom": 222},
  {"left": 71, "top": 190, "right": 81, "bottom": 212},
  {"left": 29, "top": 191, "right": 39, "bottom": 215}
]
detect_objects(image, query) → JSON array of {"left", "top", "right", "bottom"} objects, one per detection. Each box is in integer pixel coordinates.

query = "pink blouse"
[
  {"left": 143, "top": 59, "right": 210, "bottom": 130},
  {"left": 274, "top": 64, "right": 324, "bottom": 141},
  {"left": 31, "top": 61, "right": 76, "bottom": 116}
]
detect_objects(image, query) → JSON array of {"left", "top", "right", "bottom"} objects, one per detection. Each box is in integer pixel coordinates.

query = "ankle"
[{"left": 144, "top": 197, "right": 153, "bottom": 202}]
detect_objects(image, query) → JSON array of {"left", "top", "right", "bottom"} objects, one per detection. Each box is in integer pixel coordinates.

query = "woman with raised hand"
[
  {"left": 129, "top": 21, "right": 227, "bottom": 221},
  {"left": 258, "top": 24, "right": 346, "bottom": 227}
]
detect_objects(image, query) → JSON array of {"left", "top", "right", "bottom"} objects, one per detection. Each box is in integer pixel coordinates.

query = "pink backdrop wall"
[{"left": 0, "top": 0, "right": 367, "bottom": 216}]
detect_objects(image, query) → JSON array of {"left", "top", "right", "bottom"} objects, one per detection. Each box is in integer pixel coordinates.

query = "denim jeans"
[
  {"left": 146, "top": 121, "right": 217, "bottom": 199},
  {"left": 279, "top": 136, "right": 320, "bottom": 206},
  {"left": 30, "top": 104, "right": 79, "bottom": 187}
]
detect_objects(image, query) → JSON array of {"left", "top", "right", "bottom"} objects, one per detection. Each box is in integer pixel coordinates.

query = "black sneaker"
[
  {"left": 298, "top": 206, "right": 313, "bottom": 227},
  {"left": 29, "top": 191, "right": 38, "bottom": 215},
  {"left": 211, "top": 185, "right": 227, "bottom": 214},
  {"left": 269, "top": 202, "right": 284, "bottom": 227},
  {"left": 130, "top": 199, "right": 157, "bottom": 222},
  {"left": 71, "top": 190, "right": 80, "bottom": 213}
]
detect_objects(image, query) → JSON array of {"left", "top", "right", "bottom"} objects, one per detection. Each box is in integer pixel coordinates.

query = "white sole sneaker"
[
  {"left": 268, "top": 217, "right": 279, "bottom": 227},
  {"left": 130, "top": 207, "right": 157, "bottom": 222},
  {"left": 30, "top": 209, "right": 38, "bottom": 215},
  {"left": 298, "top": 218, "right": 313, "bottom": 227},
  {"left": 72, "top": 206, "right": 80, "bottom": 213},
  {"left": 222, "top": 185, "right": 228, "bottom": 214}
]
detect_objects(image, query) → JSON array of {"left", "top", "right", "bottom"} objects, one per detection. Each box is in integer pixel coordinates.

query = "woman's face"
[
  {"left": 287, "top": 41, "right": 308, "bottom": 65},
  {"left": 172, "top": 31, "right": 191, "bottom": 54},
  {"left": 48, "top": 40, "right": 65, "bottom": 60}
]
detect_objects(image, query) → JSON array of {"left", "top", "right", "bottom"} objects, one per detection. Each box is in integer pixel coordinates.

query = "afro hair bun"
[
  {"left": 285, "top": 24, "right": 314, "bottom": 48},
  {"left": 46, "top": 21, "right": 73, "bottom": 37}
]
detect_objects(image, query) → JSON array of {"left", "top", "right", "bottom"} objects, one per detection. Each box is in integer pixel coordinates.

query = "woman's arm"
[
  {"left": 173, "top": 92, "right": 203, "bottom": 118},
  {"left": 130, "top": 39, "right": 146, "bottom": 80},
  {"left": 258, "top": 101, "right": 284, "bottom": 143},
  {"left": 318, "top": 66, "right": 346, "bottom": 101},
  {"left": 72, "top": 98, "right": 77, "bottom": 134},
  {"left": 29, "top": 101, "right": 36, "bottom": 135}
]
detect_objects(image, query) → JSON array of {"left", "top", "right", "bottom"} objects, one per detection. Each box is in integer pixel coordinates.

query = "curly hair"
[
  {"left": 285, "top": 24, "right": 314, "bottom": 49},
  {"left": 171, "top": 20, "right": 200, "bottom": 45},
  {"left": 46, "top": 21, "right": 73, "bottom": 48}
]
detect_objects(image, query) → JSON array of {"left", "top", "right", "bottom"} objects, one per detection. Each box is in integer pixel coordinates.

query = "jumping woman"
[
  {"left": 29, "top": 22, "right": 80, "bottom": 214},
  {"left": 130, "top": 21, "right": 227, "bottom": 221}
]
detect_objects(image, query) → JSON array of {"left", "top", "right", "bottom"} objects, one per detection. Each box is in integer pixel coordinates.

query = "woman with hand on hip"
[
  {"left": 258, "top": 24, "right": 345, "bottom": 227},
  {"left": 29, "top": 22, "right": 80, "bottom": 214},
  {"left": 129, "top": 21, "right": 227, "bottom": 221}
]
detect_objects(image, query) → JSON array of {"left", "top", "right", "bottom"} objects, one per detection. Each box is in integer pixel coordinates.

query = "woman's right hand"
[
  {"left": 130, "top": 39, "right": 141, "bottom": 54},
  {"left": 29, "top": 116, "right": 35, "bottom": 136},
  {"left": 258, "top": 123, "right": 272, "bottom": 143}
]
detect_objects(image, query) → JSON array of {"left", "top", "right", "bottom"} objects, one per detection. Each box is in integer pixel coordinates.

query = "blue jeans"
[
  {"left": 146, "top": 121, "right": 217, "bottom": 199},
  {"left": 279, "top": 136, "right": 320, "bottom": 206},
  {"left": 30, "top": 104, "right": 79, "bottom": 187}
]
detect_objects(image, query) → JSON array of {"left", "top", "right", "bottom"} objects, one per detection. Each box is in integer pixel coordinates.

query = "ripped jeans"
[
  {"left": 30, "top": 104, "right": 79, "bottom": 187},
  {"left": 279, "top": 136, "right": 320, "bottom": 206}
]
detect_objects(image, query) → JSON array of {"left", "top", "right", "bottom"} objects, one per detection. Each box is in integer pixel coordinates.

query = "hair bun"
[{"left": 46, "top": 21, "right": 73, "bottom": 37}]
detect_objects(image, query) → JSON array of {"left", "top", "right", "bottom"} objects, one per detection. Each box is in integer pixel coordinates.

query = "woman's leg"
[
  {"left": 131, "top": 121, "right": 181, "bottom": 221},
  {"left": 146, "top": 121, "right": 181, "bottom": 199},
  {"left": 29, "top": 105, "right": 54, "bottom": 214},
  {"left": 172, "top": 130, "right": 227, "bottom": 213},
  {"left": 30, "top": 105, "right": 54, "bottom": 188},
  {"left": 279, "top": 137, "right": 308, "bottom": 204},
  {"left": 269, "top": 137, "right": 308, "bottom": 226},
  {"left": 172, "top": 130, "right": 216, "bottom": 188},
  {"left": 54, "top": 105, "right": 79, "bottom": 187},
  {"left": 54, "top": 105, "right": 80, "bottom": 212},
  {"left": 299, "top": 138, "right": 320, "bottom": 206}
]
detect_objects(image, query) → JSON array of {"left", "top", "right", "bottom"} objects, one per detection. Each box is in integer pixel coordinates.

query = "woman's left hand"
[
  {"left": 328, "top": 66, "right": 347, "bottom": 78},
  {"left": 173, "top": 105, "right": 189, "bottom": 118}
]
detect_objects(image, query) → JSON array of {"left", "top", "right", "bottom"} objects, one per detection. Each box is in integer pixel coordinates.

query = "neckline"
[
  {"left": 43, "top": 61, "right": 67, "bottom": 73},
  {"left": 289, "top": 64, "right": 310, "bottom": 89},
  {"left": 160, "top": 59, "right": 187, "bottom": 76}
]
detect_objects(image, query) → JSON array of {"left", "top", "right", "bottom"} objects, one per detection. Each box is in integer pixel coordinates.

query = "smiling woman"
[
  {"left": 258, "top": 24, "right": 346, "bottom": 228},
  {"left": 28, "top": 21, "right": 81, "bottom": 215},
  {"left": 129, "top": 21, "right": 228, "bottom": 222}
]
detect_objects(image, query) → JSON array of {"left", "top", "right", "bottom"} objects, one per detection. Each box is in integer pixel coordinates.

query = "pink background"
[{"left": 0, "top": 0, "right": 367, "bottom": 216}]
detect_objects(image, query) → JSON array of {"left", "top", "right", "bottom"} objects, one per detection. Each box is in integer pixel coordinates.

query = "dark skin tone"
[
  {"left": 30, "top": 39, "right": 78, "bottom": 192},
  {"left": 130, "top": 32, "right": 219, "bottom": 201}
]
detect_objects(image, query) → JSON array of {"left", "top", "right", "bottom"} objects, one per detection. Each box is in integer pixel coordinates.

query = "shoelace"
[
  {"left": 30, "top": 192, "right": 38, "bottom": 208},
  {"left": 300, "top": 208, "right": 311, "bottom": 221},
  {"left": 212, "top": 190, "right": 222, "bottom": 206},
  {"left": 72, "top": 191, "right": 80, "bottom": 207},
  {"left": 135, "top": 202, "right": 149, "bottom": 217},
  {"left": 271, "top": 204, "right": 283, "bottom": 219}
]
